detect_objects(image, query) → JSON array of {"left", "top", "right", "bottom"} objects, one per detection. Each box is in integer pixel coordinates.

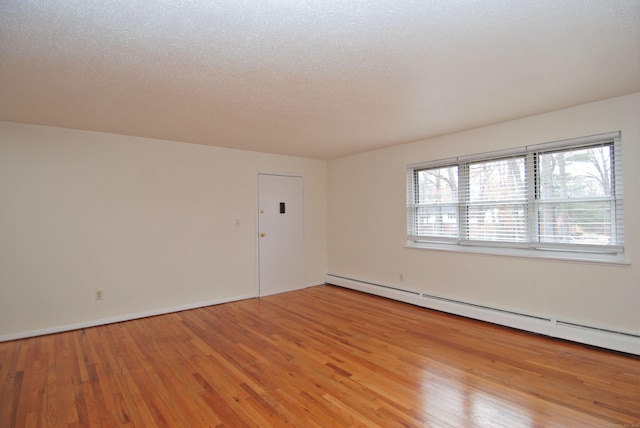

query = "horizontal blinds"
[
  {"left": 407, "top": 132, "right": 623, "bottom": 254},
  {"left": 461, "top": 155, "right": 527, "bottom": 242},
  {"left": 410, "top": 165, "right": 459, "bottom": 239}
]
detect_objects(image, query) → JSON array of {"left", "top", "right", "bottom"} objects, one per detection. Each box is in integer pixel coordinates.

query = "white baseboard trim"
[
  {"left": 307, "top": 281, "right": 327, "bottom": 287},
  {"left": 0, "top": 293, "right": 257, "bottom": 343},
  {"left": 326, "top": 274, "right": 640, "bottom": 355}
]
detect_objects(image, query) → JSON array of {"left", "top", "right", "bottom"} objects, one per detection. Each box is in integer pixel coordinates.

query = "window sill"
[{"left": 405, "top": 241, "right": 631, "bottom": 265}]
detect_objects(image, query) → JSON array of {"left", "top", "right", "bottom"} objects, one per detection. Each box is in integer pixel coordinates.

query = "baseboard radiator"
[{"left": 325, "top": 274, "right": 640, "bottom": 355}]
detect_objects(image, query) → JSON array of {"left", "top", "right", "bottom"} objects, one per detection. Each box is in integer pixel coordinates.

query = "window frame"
[{"left": 406, "top": 132, "right": 627, "bottom": 264}]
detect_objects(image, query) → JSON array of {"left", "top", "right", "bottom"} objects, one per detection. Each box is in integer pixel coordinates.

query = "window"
[{"left": 407, "top": 132, "right": 624, "bottom": 262}]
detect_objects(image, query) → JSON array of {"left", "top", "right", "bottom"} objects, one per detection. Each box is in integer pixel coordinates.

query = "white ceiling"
[{"left": 1, "top": 1, "right": 639, "bottom": 160}]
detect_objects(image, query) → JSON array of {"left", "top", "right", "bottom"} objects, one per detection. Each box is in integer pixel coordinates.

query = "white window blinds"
[{"left": 407, "top": 132, "right": 624, "bottom": 256}]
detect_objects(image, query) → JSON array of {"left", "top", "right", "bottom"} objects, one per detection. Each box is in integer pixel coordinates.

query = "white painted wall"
[
  {"left": 328, "top": 93, "right": 640, "bottom": 335},
  {"left": 0, "top": 122, "right": 327, "bottom": 339},
  {"left": 2, "top": 93, "right": 638, "bottom": 342}
]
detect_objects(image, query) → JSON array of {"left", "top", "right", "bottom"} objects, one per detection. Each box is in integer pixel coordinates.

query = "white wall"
[
  {"left": 328, "top": 93, "right": 640, "bottom": 335},
  {"left": 2, "top": 94, "right": 638, "bottom": 342},
  {"left": 0, "top": 122, "right": 327, "bottom": 339}
]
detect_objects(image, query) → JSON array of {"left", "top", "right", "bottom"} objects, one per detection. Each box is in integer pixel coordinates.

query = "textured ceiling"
[{"left": 1, "top": 1, "right": 639, "bottom": 159}]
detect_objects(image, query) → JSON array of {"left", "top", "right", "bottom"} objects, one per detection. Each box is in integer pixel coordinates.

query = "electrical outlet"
[
  {"left": 400, "top": 273, "right": 404, "bottom": 282},
  {"left": 95, "top": 290, "right": 103, "bottom": 300}
]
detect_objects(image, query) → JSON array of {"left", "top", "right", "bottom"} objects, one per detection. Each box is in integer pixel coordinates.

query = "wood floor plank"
[{"left": 1, "top": 285, "right": 639, "bottom": 427}]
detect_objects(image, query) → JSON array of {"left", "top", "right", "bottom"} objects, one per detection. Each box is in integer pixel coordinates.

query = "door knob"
[{"left": 260, "top": 232, "right": 266, "bottom": 237}]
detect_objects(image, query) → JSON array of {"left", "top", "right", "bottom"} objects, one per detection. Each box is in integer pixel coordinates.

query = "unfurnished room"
[{"left": 1, "top": 1, "right": 639, "bottom": 426}]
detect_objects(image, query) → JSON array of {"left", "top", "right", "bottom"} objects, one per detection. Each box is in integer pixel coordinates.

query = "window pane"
[
  {"left": 416, "top": 166, "right": 458, "bottom": 204},
  {"left": 466, "top": 157, "right": 526, "bottom": 242},
  {"left": 469, "top": 157, "right": 526, "bottom": 202},
  {"left": 539, "top": 145, "right": 612, "bottom": 200},
  {"left": 413, "top": 166, "right": 459, "bottom": 239},
  {"left": 538, "top": 201, "right": 613, "bottom": 244},
  {"left": 415, "top": 206, "right": 458, "bottom": 237},
  {"left": 467, "top": 204, "right": 527, "bottom": 242}
]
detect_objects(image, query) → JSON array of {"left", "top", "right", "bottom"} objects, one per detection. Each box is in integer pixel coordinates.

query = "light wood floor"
[{"left": 1, "top": 285, "right": 639, "bottom": 427}]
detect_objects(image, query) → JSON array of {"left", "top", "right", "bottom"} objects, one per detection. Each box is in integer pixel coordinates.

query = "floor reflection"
[{"left": 420, "top": 369, "right": 535, "bottom": 427}]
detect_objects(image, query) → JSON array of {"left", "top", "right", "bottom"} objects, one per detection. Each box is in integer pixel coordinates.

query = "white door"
[{"left": 258, "top": 174, "right": 305, "bottom": 296}]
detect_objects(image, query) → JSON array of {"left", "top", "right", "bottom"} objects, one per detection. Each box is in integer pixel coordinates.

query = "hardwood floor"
[{"left": 1, "top": 285, "right": 639, "bottom": 427}]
